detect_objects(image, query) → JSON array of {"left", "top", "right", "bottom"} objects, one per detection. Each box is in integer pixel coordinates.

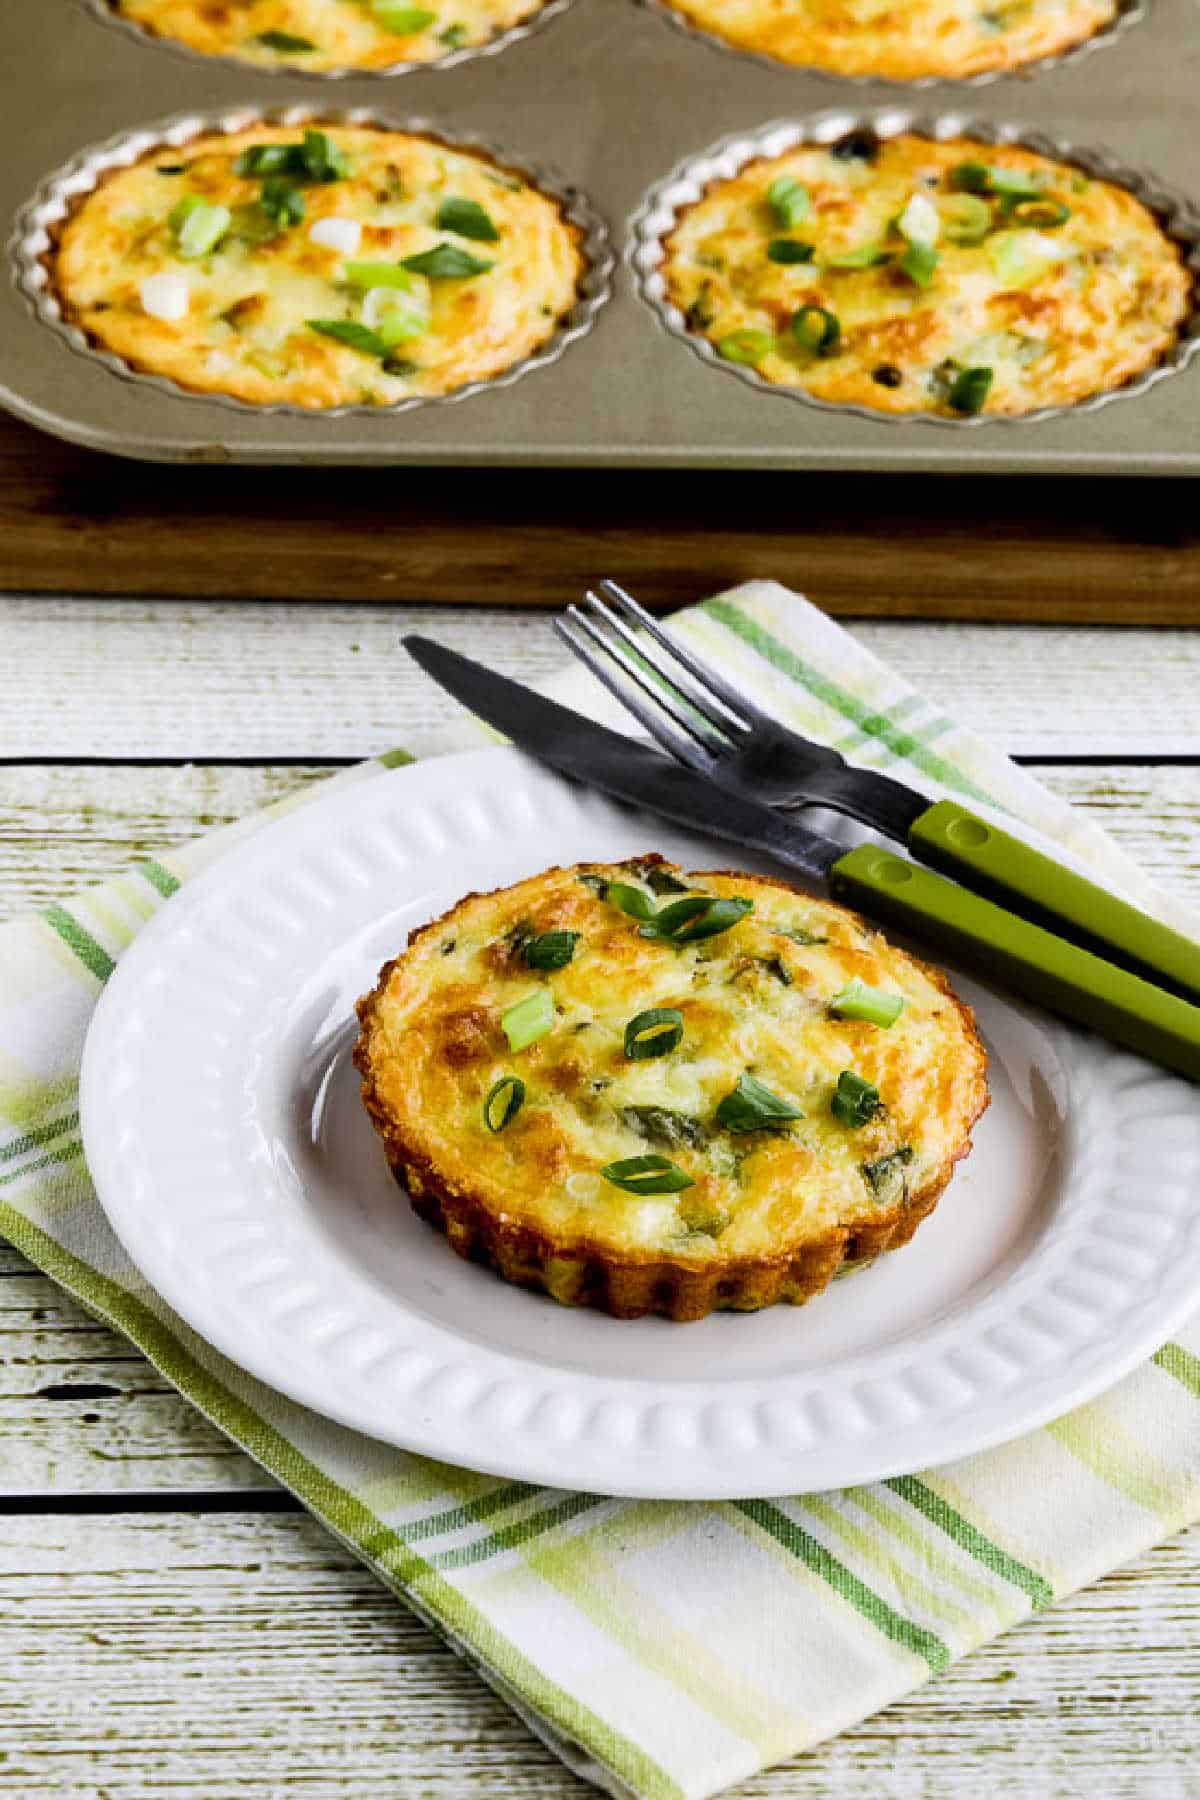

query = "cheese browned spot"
[
  {"left": 49, "top": 125, "right": 586, "bottom": 409},
  {"left": 659, "top": 0, "right": 1121, "bottom": 78},
  {"left": 354, "top": 858, "right": 989, "bottom": 1322},
  {"left": 662, "top": 133, "right": 1192, "bottom": 418},
  {"left": 112, "top": 0, "right": 550, "bottom": 69}
]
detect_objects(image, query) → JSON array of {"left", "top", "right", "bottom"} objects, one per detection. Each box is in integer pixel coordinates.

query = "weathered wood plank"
[
  {"left": 3, "top": 762, "right": 1198, "bottom": 922},
  {"left": 1, "top": 1509, "right": 1197, "bottom": 1798},
  {"left": 2, "top": 599, "right": 1200, "bottom": 759},
  {"left": 2, "top": 407, "right": 1200, "bottom": 621}
]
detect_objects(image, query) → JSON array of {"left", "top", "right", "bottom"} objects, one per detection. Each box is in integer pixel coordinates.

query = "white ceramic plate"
[{"left": 80, "top": 748, "right": 1200, "bottom": 1499}]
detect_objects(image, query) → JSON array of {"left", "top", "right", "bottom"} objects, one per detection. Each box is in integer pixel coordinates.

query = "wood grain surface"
[
  {"left": 4, "top": 411, "right": 1200, "bottom": 622},
  {"left": 1, "top": 601, "right": 1197, "bottom": 1798}
]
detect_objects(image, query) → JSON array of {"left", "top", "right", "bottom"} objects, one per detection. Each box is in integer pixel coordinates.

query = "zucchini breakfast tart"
[
  {"left": 661, "top": 129, "right": 1193, "bottom": 418},
  {"left": 48, "top": 124, "right": 586, "bottom": 408},
  {"left": 108, "top": 0, "right": 553, "bottom": 70},
  {"left": 354, "top": 857, "right": 989, "bottom": 1322},
  {"left": 657, "top": 0, "right": 1124, "bottom": 80}
]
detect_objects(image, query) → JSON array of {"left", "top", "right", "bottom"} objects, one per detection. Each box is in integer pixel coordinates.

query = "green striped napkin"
[{"left": 3, "top": 581, "right": 1198, "bottom": 1800}]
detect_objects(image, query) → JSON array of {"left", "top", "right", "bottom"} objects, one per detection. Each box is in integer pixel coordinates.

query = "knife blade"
[{"left": 402, "top": 635, "right": 1200, "bottom": 1082}]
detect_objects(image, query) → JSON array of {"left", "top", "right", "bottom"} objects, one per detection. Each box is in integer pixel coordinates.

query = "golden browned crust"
[{"left": 354, "top": 860, "right": 989, "bottom": 1322}]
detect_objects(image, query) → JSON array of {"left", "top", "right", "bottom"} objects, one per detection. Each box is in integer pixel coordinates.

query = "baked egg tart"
[
  {"left": 656, "top": 0, "right": 1124, "bottom": 80},
  {"left": 354, "top": 857, "right": 989, "bottom": 1322},
  {"left": 661, "top": 130, "right": 1193, "bottom": 418},
  {"left": 107, "top": 0, "right": 554, "bottom": 69},
  {"left": 48, "top": 124, "right": 587, "bottom": 409}
]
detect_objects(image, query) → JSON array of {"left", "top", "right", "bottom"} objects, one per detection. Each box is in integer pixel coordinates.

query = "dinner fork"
[{"left": 555, "top": 579, "right": 1200, "bottom": 1006}]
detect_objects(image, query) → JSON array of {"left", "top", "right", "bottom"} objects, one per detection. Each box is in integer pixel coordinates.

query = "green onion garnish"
[
  {"left": 767, "top": 237, "right": 815, "bottom": 265},
  {"left": 259, "top": 178, "right": 306, "bottom": 228},
  {"left": 373, "top": 3, "right": 436, "bottom": 30},
  {"left": 766, "top": 176, "right": 811, "bottom": 229},
  {"left": 343, "top": 261, "right": 423, "bottom": 291},
  {"left": 948, "top": 366, "right": 994, "bottom": 415},
  {"left": 792, "top": 306, "right": 840, "bottom": 354},
  {"left": 436, "top": 196, "right": 500, "bottom": 242},
  {"left": 717, "top": 329, "right": 773, "bottom": 366},
  {"left": 255, "top": 29, "right": 317, "bottom": 50},
  {"left": 831, "top": 1070, "right": 881, "bottom": 1127},
  {"left": 401, "top": 242, "right": 493, "bottom": 279},
  {"left": 863, "top": 1145, "right": 913, "bottom": 1195},
  {"left": 524, "top": 930, "right": 579, "bottom": 971},
  {"left": 168, "top": 196, "right": 231, "bottom": 260},
  {"left": 773, "top": 924, "right": 828, "bottom": 946},
  {"left": 235, "top": 130, "right": 349, "bottom": 184},
  {"left": 950, "top": 161, "right": 1043, "bottom": 203},
  {"left": 714, "top": 1072, "right": 803, "bottom": 1135},
  {"left": 623, "top": 1007, "right": 684, "bottom": 1061},
  {"left": 439, "top": 21, "right": 468, "bottom": 43},
  {"left": 307, "top": 319, "right": 403, "bottom": 365},
  {"left": 899, "top": 241, "right": 939, "bottom": 289},
  {"left": 600, "top": 1154, "right": 694, "bottom": 1195},
  {"left": 500, "top": 989, "right": 555, "bottom": 1052},
  {"left": 939, "top": 193, "right": 994, "bottom": 245},
  {"left": 825, "top": 244, "right": 891, "bottom": 270},
  {"left": 643, "top": 895, "right": 754, "bottom": 943},
  {"left": 1009, "top": 199, "right": 1071, "bottom": 230},
  {"left": 605, "top": 881, "right": 657, "bottom": 921},
  {"left": 829, "top": 978, "right": 905, "bottom": 1026},
  {"left": 483, "top": 1074, "right": 525, "bottom": 1133},
  {"left": 645, "top": 867, "right": 690, "bottom": 895}
]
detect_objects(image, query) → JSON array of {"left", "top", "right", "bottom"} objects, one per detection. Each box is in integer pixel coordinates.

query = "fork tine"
[
  {"left": 569, "top": 601, "right": 734, "bottom": 757},
  {"left": 553, "top": 612, "right": 719, "bottom": 775},
  {"left": 581, "top": 587, "right": 748, "bottom": 742},
  {"left": 597, "top": 578, "right": 776, "bottom": 733}
]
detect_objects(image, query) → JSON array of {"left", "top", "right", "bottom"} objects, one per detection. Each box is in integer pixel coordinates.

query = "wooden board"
[{"left": 4, "top": 411, "right": 1200, "bottom": 622}]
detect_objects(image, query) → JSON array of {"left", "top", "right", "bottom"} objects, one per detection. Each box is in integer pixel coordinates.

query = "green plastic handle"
[
  {"left": 829, "top": 841, "right": 1200, "bottom": 1083},
  {"left": 909, "top": 799, "right": 1200, "bottom": 1006}
]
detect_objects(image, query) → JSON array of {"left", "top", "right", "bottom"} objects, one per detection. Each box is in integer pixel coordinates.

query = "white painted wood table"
[{"left": 2, "top": 595, "right": 1198, "bottom": 1799}]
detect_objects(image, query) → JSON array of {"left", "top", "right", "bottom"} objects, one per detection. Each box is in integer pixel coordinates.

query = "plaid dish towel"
[{"left": 3, "top": 581, "right": 1198, "bottom": 1800}]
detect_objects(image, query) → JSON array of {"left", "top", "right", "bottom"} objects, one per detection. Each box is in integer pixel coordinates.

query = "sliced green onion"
[
  {"left": 500, "top": 988, "right": 555, "bottom": 1052},
  {"left": 825, "top": 244, "right": 891, "bottom": 270},
  {"left": 766, "top": 175, "right": 811, "bottom": 229},
  {"left": 401, "top": 242, "right": 493, "bottom": 279},
  {"left": 524, "top": 930, "right": 579, "bottom": 971},
  {"left": 767, "top": 237, "right": 814, "bottom": 265},
  {"left": 308, "top": 319, "right": 393, "bottom": 360},
  {"left": 620, "top": 1104, "right": 707, "bottom": 1150},
  {"left": 896, "top": 191, "right": 941, "bottom": 248},
  {"left": 483, "top": 1075, "right": 525, "bottom": 1133},
  {"left": 363, "top": 288, "right": 429, "bottom": 347},
  {"left": 255, "top": 28, "right": 316, "bottom": 50},
  {"left": 899, "top": 241, "right": 939, "bottom": 288},
  {"left": 623, "top": 1007, "right": 684, "bottom": 1061},
  {"left": 439, "top": 21, "right": 467, "bottom": 43},
  {"left": 950, "top": 161, "right": 1042, "bottom": 202},
  {"left": 372, "top": 3, "right": 436, "bottom": 30},
  {"left": 831, "top": 1069, "right": 881, "bottom": 1127},
  {"left": 168, "top": 196, "right": 231, "bottom": 260},
  {"left": 645, "top": 866, "right": 690, "bottom": 895},
  {"left": 235, "top": 132, "right": 349, "bottom": 184},
  {"left": 436, "top": 196, "right": 500, "bottom": 242},
  {"left": 343, "top": 260, "right": 422, "bottom": 291},
  {"left": 643, "top": 895, "right": 753, "bottom": 943},
  {"left": 600, "top": 1153, "right": 694, "bottom": 1195},
  {"left": 1009, "top": 198, "right": 1071, "bottom": 230},
  {"left": 605, "top": 881, "right": 657, "bottom": 921},
  {"left": 717, "top": 329, "right": 773, "bottom": 366},
  {"left": 948, "top": 365, "right": 994, "bottom": 415},
  {"left": 939, "top": 192, "right": 994, "bottom": 245},
  {"left": 862, "top": 1145, "right": 914, "bottom": 1196},
  {"left": 792, "top": 305, "right": 840, "bottom": 354},
  {"left": 772, "top": 924, "right": 828, "bottom": 945},
  {"left": 259, "top": 178, "right": 306, "bottom": 228},
  {"left": 987, "top": 228, "right": 1072, "bottom": 289},
  {"left": 714, "top": 1072, "right": 803, "bottom": 1135},
  {"left": 829, "top": 978, "right": 905, "bottom": 1026}
]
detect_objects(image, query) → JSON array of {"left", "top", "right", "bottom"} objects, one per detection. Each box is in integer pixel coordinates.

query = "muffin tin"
[{"left": 4, "top": 0, "right": 1200, "bottom": 470}]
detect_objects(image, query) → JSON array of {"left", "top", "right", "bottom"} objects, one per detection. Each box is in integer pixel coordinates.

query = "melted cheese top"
[
  {"left": 112, "top": 0, "right": 549, "bottom": 68},
  {"left": 660, "top": 0, "right": 1120, "bottom": 78},
  {"left": 52, "top": 126, "right": 585, "bottom": 409},
  {"left": 663, "top": 133, "right": 1192, "bottom": 417},
  {"left": 360, "top": 861, "right": 988, "bottom": 1264}
]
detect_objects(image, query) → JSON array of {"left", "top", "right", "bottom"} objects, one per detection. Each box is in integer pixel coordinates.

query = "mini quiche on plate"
[
  {"left": 107, "top": 0, "right": 553, "bottom": 69},
  {"left": 661, "top": 129, "right": 1193, "bottom": 418},
  {"left": 355, "top": 857, "right": 989, "bottom": 1322},
  {"left": 656, "top": 0, "right": 1124, "bottom": 80},
  {"left": 48, "top": 124, "right": 587, "bottom": 409}
]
